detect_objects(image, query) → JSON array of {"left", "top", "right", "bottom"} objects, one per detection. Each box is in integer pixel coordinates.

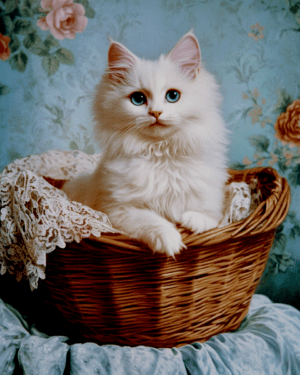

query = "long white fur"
[{"left": 63, "top": 31, "right": 229, "bottom": 256}]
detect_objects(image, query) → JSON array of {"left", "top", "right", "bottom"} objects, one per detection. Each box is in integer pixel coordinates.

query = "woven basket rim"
[{"left": 53, "top": 166, "right": 290, "bottom": 253}]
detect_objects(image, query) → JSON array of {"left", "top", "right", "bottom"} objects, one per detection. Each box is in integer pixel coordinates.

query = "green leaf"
[
  {"left": 230, "top": 162, "right": 246, "bottom": 170},
  {"left": 248, "top": 135, "right": 270, "bottom": 153},
  {"left": 267, "top": 254, "right": 279, "bottom": 275},
  {"left": 274, "top": 89, "right": 293, "bottom": 114},
  {"left": 273, "top": 147, "right": 282, "bottom": 156},
  {"left": 70, "top": 140, "right": 79, "bottom": 150},
  {"left": 0, "top": 84, "right": 11, "bottom": 95},
  {"left": 9, "top": 50, "right": 28, "bottom": 72},
  {"left": 277, "top": 159, "right": 288, "bottom": 173},
  {"left": 278, "top": 256, "right": 293, "bottom": 272},
  {"left": 23, "top": 32, "right": 43, "bottom": 49},
  {"left": 289, "top": 2, "right": 300, "bottom": 14},
  {"left": 288, "top": 164, "right": 300, "bottom": 186},
  {"left": 232, "top": 66, "right": 247, "bottom": 84},
  {"left": 290, "top": 224, "right": 300, "bottom": 240},
  {"left": 287, "top": 210, "right": 298, "bottom": 223},
  {"left": 9, "top": 35, "right": 21, "bottom": 53},
  {"left": 5, "top": 0, "right": 19, "bottom": 14},
  {"left": 20, "top": 0, "right": 34, "bottom": 8},
  {"left": 19, "top": 6, "right": 34, "bottom": 17},
  {"left": 76, "top": 0, "right": 89, "bottom": 7},
  {"left": 273, "top": 225, "right": 287, "bottom": 253},
  {"left": 13, "top": 19, "right": 34, "bottom": 35},
  {"left": 29, "top": 45, "right": 49, "bottom": 56},
  {"left": 43, "top": 35, "right": 60, "bottom": 49},
  {"left": 3, "top": 15, "right": 14, "bottom": 33},
  {"left": 85, "top": 5, "right": 95, "bottom": 18},
  {"left": 32, "top": 5, "right": 41, "bottom": 14},
  {"left": 42, "top": 55, "right": 60, "bottom": 77},
  {"left": 55, "top": 48, "right": 74, "bottom": 65}
]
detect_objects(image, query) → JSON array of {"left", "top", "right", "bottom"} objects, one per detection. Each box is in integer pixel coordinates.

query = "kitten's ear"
[
  {"left": 168, "top": 31, "right": 201, "bottom": 80},
  {"left": 108, "top": 40, "right": 137, "bottom": 82}
]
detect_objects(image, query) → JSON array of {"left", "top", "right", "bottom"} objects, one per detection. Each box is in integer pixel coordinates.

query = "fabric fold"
[
  {"left": 0, "top": 295, "right": 299, "bottom": 374},
  {"left": 18, "top": 336, "right": 69, "bottom": 375}
]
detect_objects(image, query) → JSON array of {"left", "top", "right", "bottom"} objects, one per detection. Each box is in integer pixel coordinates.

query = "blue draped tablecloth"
[{"left": 1, "top": 294, "right": 299, "bottom": 374}]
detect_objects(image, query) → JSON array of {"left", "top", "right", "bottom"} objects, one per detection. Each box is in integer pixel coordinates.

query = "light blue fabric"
[{"left": 1, "top": 294, "right": 299, "bottom": 374}]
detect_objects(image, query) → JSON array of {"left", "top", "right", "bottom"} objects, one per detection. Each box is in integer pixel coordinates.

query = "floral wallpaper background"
[{"left": 0, "top": 0, "right": 300, "bottom": 308}]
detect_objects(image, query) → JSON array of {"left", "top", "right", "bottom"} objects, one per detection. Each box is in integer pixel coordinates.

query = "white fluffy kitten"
[{"left": 63, "top": 31, "right": 229, "bottom": 257}]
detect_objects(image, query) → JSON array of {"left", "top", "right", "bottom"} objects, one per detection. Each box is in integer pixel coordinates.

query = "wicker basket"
[{"left": 44, "top": 167, "right": 290, "bottom": 347}]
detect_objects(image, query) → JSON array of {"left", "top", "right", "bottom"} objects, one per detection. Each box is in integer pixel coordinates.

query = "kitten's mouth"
[
  {"left": 144, "top": 120, "right": 176, "bottom": 139},
  {"left": 149, "top": 121, "right": 169, "bottom": 127}
]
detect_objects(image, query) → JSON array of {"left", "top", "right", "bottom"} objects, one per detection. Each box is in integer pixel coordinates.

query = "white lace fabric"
[
  {"left": 0, "top": 150, "right": 116, "bottom": 290},
  {"left": 0, "top": 150, "right": 260, "bottom": 290},
  {"left": 220, "top": 180, "right": 261, "bottom": 226}
]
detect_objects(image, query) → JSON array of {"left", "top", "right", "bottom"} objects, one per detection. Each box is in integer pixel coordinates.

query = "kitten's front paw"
[
  {"left": 146, "top": 223, "right": 186, "bottom": 257},
  {"left": 181, "top": 211, "right": 218, "bottom": 234}
]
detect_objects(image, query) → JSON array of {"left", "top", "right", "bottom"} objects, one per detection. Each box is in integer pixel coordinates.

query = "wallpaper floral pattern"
[
  {"left": 0, "top": 0, "right": 93, "bottom": 77},
  {"left": 0, "top": 0, "right": 300, "bottom": 306}
]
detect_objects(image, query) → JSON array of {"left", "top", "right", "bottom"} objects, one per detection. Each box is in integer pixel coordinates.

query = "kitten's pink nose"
[{"left": 149, "top": 110, "right": 162, "bottom": 119}]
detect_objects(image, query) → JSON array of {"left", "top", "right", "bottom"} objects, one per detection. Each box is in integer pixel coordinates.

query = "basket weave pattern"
[{"left": 45, "top": 167, "right": 290, "bottom": 347}]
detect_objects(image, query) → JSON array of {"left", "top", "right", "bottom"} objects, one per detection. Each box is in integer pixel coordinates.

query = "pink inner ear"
[
  {"left": 169, "top": 33, "right": 201, "bottom": 79},
  {"left": 108, "top": 42, "right": 136, "bottom": 81}
]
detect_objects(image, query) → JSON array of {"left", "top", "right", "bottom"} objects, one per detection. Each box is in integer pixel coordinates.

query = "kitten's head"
[{"left": 93, "top": 31, "right": 225, "bottom": 157}]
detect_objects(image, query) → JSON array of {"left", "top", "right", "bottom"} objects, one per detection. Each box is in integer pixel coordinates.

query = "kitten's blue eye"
[
  {"left": 166, "top": 89, "right": 180, "bottom": 103},
  {"left": 130, "top": 92, "right": 147, "bottom": 106}
]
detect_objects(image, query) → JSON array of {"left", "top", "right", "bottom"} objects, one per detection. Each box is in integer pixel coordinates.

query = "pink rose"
[
  {"left": 41, "top": 0, "right": 55, "bottom": 9},
  {"left": 37, "top": 17, "right": 50, "bottom": 31},
  {"left": 274, "top": 100, "right": 300, "bottom": 148},
  {"left": 38, "top": 0, "right": 88, "bottom": 40}
]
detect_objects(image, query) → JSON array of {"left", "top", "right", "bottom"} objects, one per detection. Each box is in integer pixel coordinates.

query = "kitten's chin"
[{"left": 143, "top": 123, "right": 178, "bottom": 140}]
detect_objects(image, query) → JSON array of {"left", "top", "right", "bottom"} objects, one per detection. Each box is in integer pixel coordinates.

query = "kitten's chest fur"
[{"left": 101, "top": 152, "right": 215, "bottom": 223}]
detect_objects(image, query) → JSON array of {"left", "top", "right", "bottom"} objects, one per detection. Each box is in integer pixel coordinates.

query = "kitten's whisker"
[{"left": 109, "top": 121, "right": 144, "bottom": 156}]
